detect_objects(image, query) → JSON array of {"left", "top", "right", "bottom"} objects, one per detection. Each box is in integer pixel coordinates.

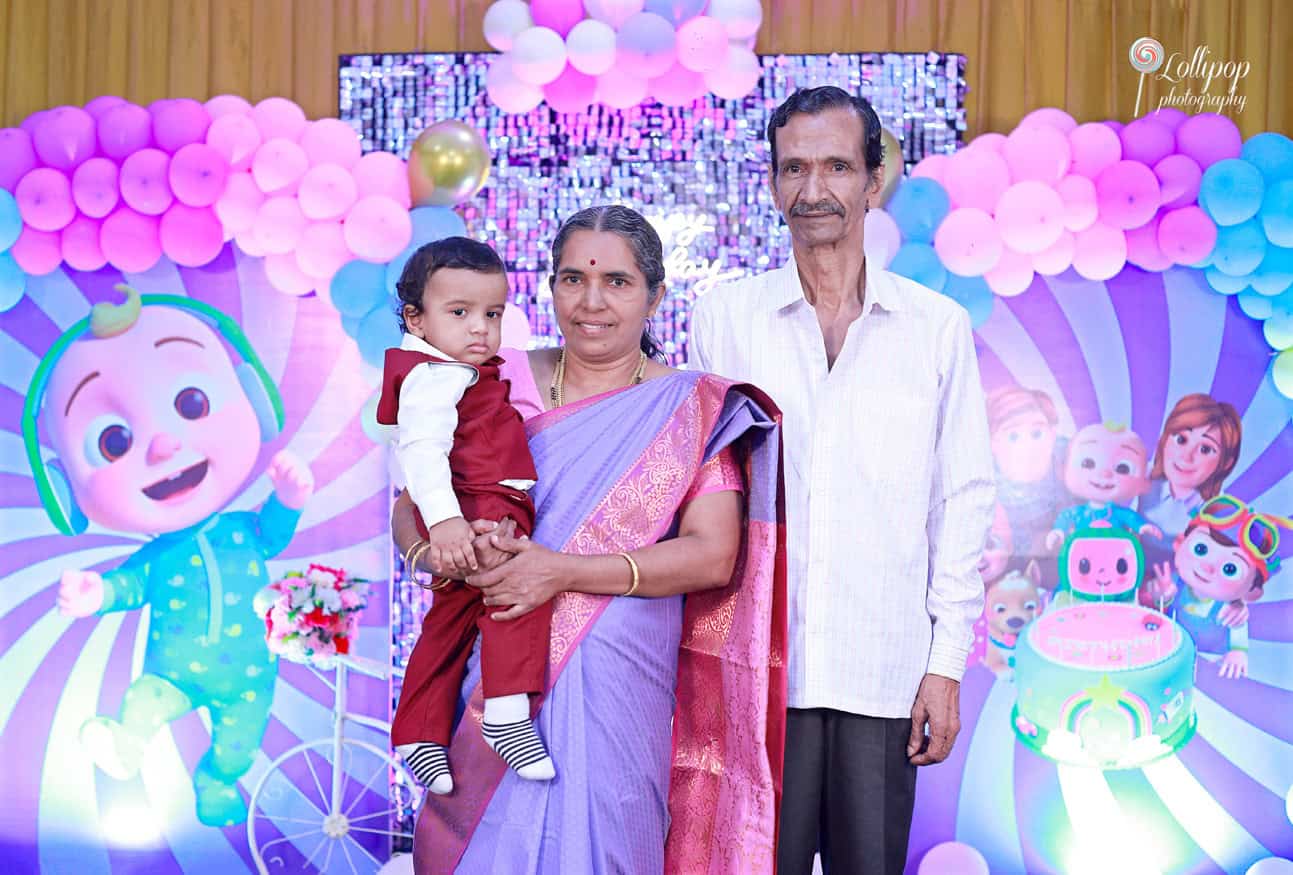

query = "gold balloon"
[
  {"left": 871, "top": 128, "right": 904, "bottom": 208},
  {"left": 408, "top": 120, "right": 492, "bottom": 207}
]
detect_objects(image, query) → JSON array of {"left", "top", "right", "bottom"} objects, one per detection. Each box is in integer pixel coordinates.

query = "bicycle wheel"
[{"left": 246, "top": 738, "right": 422, "bottom": 875}]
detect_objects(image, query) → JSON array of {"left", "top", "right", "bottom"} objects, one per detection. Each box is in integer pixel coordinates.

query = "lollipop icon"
[{"left": 1129, "top": 37, "right": 1165, "bottom": 116}]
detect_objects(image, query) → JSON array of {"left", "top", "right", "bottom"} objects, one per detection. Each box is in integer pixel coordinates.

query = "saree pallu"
[{"left": 413, "top": 371, "right": 787, "bottom": 874}]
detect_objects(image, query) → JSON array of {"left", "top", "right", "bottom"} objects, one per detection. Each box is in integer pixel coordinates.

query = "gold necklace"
[{"left": 549, "top": 348, "right": 647, "bottom": 408}]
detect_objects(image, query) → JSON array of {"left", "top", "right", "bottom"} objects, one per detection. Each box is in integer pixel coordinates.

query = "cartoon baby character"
[
  {"left": 1045, "top": 423, "right": 1162, "bottom": 552},
  {"left": 1148, "top": 495, "right": 1289, "bottom": 679},
  {"left": 978, "top": 502, "right": 1014, "bottom": 586},
  {"left": 987, "top": 387, "right": 1068, "bottom": 559},
  {"left": 1048, "top": 523, "right": 1145, "bottom": 611},
  {"left": 33, "top": 286, "right": 313, "bottom": 827},
  {"left": 983, "top": 561, "right": 1042, "bottom": 676}
]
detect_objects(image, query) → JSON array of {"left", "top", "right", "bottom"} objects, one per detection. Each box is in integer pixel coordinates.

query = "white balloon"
[
  {"left": 486, "top": 54, "right": 544, "bottom": 114},
  {"left": 566, "top": 19, "right": 618, "bottom": 76},
  {"left": 483, "top": 0, "right": 534, "bottom": 52},
  {"left": 511, "top": 26, "right": 569, "bottom": 86},
  {"left": 707, "top": 0, "right": 763, "bottom": 40},
  {"left": 584, "top": 0, "right": 646, "bottom": 29},
  {"left": 703, "top": 45, "right": 761, "bottom": 100},
  {"left": 595, "top": 67, "right": 650, "bottom": 109}
]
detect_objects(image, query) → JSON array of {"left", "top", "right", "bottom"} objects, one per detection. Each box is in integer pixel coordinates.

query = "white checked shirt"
[{"left": 689, "top": 257, "right": 995, "bottom": 718}]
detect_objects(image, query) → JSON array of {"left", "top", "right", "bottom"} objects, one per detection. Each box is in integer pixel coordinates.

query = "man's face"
[{"left": 769, "top": 106, "right": 879, "bottom": 250}]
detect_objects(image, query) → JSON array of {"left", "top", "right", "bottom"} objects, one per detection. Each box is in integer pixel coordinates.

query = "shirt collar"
[
  {"left": 400, "top": 332, "right": 458, "bottom": 361},
  {"left": 768, "top": 252, "right": 904, "bottom": 314}
]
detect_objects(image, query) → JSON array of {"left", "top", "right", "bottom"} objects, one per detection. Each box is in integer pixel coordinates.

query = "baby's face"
[{"left": 408, "top": 267, "right": 509, "bottom": 365}]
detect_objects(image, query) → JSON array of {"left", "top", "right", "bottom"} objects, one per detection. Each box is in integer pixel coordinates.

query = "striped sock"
[
  {"left": 396, "top": 742, "right": 453, "bottom": 795},
  {"left": 481, "top": 719, "right": 555, "bottom": 781}
]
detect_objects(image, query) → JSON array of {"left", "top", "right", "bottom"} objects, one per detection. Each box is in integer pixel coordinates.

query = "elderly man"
[{"left": 688, "top": 86, "right": 995, "bottom": 874}]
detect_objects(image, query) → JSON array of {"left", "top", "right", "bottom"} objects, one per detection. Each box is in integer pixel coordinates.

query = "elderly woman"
[{"left": 392, "top": 205, "right": 787, "bottom": 874}]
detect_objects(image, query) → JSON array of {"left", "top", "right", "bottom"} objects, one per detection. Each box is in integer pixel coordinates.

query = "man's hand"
[{"left": 908, "top": 674, "right": 961, "bottom": 765}]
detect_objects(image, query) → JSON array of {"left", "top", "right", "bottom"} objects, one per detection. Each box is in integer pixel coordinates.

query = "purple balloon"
[
  {"left": 19, "top": 110, "right": 48, "bottom": 137},
  {"left": 529, "top": 0, "right": 586, "bottom": 37},
  {"left": 1154, "top": 154, "right": 1203, "bottom": 209},
  {"left": 617, "top": 12, "right": 678, "bottom": 79},
  {"left": 0, "top": 128, "right": 38, "bottom": 192},
  {"left": 1176, "top": 112, "right": 1243, "bottom": 170},
  {"left": 32, "top": 107, "right": 97, "bottom": 170},
  {"left": 84, "top": 95, "right": 127, "bottom": 120},
  {"left": 1145, "top": 106, "right": 1187, "bottom": 132},
  {"left": 153, "top": 98, "right": 212, "bottom": 153},
  {"left": 1119, "top": 118, "right": 1175, "bottom": 166},
  {"left": 1104, "top": 119, "right": 1125, "bottom": 134},
  {"left": 644, "top": 0, "right": 708, "bottom": 25},
  {"left": 98, "top": 103, "right": 153, "bottom": 159}
]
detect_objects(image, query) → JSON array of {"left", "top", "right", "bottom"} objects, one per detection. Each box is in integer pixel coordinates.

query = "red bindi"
[{"left": 589, "top": 258, "right": 596, "bottom": 265}]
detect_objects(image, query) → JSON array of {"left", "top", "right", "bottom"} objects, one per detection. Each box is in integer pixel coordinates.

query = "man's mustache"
[{"left": 790, "top": 201, "right": 845, "bottom": 217}]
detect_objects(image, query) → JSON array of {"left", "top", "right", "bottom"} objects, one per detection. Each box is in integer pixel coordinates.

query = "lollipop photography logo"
[{"left": 1129, "top": 36, "right": 1251, "bottom": 116}]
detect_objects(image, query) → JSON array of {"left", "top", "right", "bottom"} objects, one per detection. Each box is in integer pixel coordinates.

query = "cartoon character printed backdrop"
[{"left": 0, "top": 44, "right": 1290, "bottom": 875}]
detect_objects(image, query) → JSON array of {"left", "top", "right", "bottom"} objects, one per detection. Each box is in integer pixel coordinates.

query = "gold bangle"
[
  {"left": 403, "top": 538, "right": 428, "bottom": 572},
  {"left": 407, "top": 542, "right": 433, "bottom": 584},
  {"left": 618, "top": 551, "right": 640, "bottom": 597}
]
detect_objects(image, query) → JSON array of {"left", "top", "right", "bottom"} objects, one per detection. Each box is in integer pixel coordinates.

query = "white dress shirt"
[
  {"left": 689, "top": 256, "right": 995, "bottom": 718},
  {"left": 393, "top": 334, "right": 534, "bottom": 532}
]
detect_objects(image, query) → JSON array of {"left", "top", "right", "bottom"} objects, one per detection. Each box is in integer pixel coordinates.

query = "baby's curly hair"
[{"left": 395, "top": 236, "right": 506, "bottom": 332}]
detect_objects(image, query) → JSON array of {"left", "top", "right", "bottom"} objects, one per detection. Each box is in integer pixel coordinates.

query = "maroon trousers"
[{"left": 391, "top": 485, "right": 549, "bottom": 747}]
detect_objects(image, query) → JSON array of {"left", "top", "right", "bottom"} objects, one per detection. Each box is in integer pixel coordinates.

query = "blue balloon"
[
  {"left": 942, "top": 272, "right": 994, "bottom": 327},
  {"left": 889, "top": 242, "right": 948, "bottom": 292},
  {"left": 1238, "top": 291, "right": 1274, "bottom": 320},
  {"left": 0, "top": 190, "right": 20, "bottom": 252},
  {"left": 643, "top": 0, "right": 707, "bottom": 25},
  {"left": 385, "top": 243, "right": 417, "bottom": 299},
  {"left": 1251, "top": 245, "right": 1293, "bottom": 296},
  {"left": 356, "top": 305, "right": 401, "bottom": 369},
  {"left": 1259, "top": 179, "right": 1293, "bottom": 248},
  {"left": 888, "top": 178, "right": 950, "bottom": 244},
  {"left": 329, "top": 259, "right": 388, "bottom": 318},
  {"left": 0, "top": 251, "right": 24, "bottom": 312},
  {"left": 409, "top": 206, "right": 467, "bottom": 245},
  {"left": 340, "top": 312, "right": 363, "bottom": 339},
  {"left": 1205, "top": 266, "right": 1249, "bottom": 295},
  {"left": 1240, "top": 132, "right": 1293, "bottom": 184},
  {"left": 1200, "top": 159, "right": 1265, "bottom": 226},
  {"left": 1212, "top": 219, "right": 1267, "bottom": 277}
]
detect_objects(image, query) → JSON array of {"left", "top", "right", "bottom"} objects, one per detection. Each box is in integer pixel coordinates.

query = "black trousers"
[{"left": 776, "top": 708, "right": 918, "bottom": 875}]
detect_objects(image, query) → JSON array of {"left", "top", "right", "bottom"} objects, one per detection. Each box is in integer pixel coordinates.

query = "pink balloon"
[
  {"left": 1068, "top": 122, "right": 1122, "bottom": 178},
  {"left": 1125, "top": 214, "right": 1172, "bottom": 271},
  {"left": 934, "top": 208, "right": 1002, "bottom": 276},
  {"left": 100, "top": 207, "right": 162, "bottom": 273},
  {"left": 233, "top": 226, "right": 265, "bottom": 257},
  {"left": 1057, "top": 174, "right": 1098, "bottom": 232},
  {"left": 1154, "top": 154, "right": 1202, "bottom": 209},
  {"left": 252, "top": 138, "right": 309, "bottom": 194},
  {"left": 353, "top": 152, "right": 411, "bottom": 208},
  {"left": 19, "top": 110, "right": 47, "bottom": 137},
  {"left": 0, "top": 128, "right": 38, "bottom": 191},
  {"left": 61, "top": 215, "right": 106, "bottom": 271},
  {"left": 1019, "top": 107, "right": 1077, "bottom": 134},
  {"left": 649, "top": 61, "right": 705, "bottom": 108},
  {"left": 85, "top": 95, "right": 127, "bottom": 119},
  {"left": 1145, "top": 106, "right": 1187, "bottom": 132},
  {"left": 204, "top": 94, "right": 252, "bottom": 119},
  {"left": 300, "top": 119, "right": 362, "bottom": 169},
  {"left": 1119, "top": 118, "right": 1174, "bottom": 166},
  {"left": 251, "top": 97, "right": 307, "bottom": 142},
  {"left": 943, "top": 149, "right": 1010, "bottom": 212},
  {"left": 214, "top": 171, "right": 265, "bottom": 234},
  {"left": 343, "top": 195, "right": 413, "bottom": 262},
  {"left": 159, "top": 203, "right": 224, "bottom": 266},
  {"left": 1158, "top": 206, "right": 1218, "bottom": 265},
  {"left": 1104, "top": 120, "right": 1125, "bottom": 134},
  {"left": 205, "top": 113, "right": 263, "bottom": 171},
  {"left": 264, "top": 251, "right": 315, "bottom": 295},
  {"left": 97, "top": 103, "right": 153, "bottom": 159},
  {"left": 32, "top": 107, "right": 97, "bottom": 170},
  {"left": 704, "top": 45, "right": 761, "bottom": 100},
  {"left": 595, "top": 67, "right": 650, "bottom": 109},
  {"left": 1095, "top": 160, "right": 1161, "bottom": 230},
  {"left": 529, "top": 0, "right": 585, "bottom": 37},
  {"left": 15, "top": 167, "right": 76, "bottom": 231},
  {"left": 295, "top": 221, "right": 351, "bottom": 280},
  {"left": 297, "top": 164, "right": 359, "bottom": 221},
  {"left": 487, "top": 54, "right": 545, "bottom": 114},
  {"left": 863, "top": 208, "right": 902, "bottom": 267},
  {"left": 918, "top": 841, "right": 990, "bottom": 875},
  {"left": 1002, "top": 125, "right": 1071, "bottom": 184},
  {"left": 911, "top": 154, "right": 949, "bottom": 184},
  {"left": 544, "top": 65, "right": 599, "bottom": 114},
  {"left": 168, "top": 143, "right": 230, "bottom": 207},
  {"left": 984, "top": 245, "right": 1035, "bottom": 296},
  {"left": 585, "top": 0, "right": 647, "bottom": 28},
  {"left": 152, "top": 99, "right": 211, "bottom": 153},
  {"left": 252, "top": 196, "right": 307, "bottom": 255},
  {"left": 1176, "top": 113, "right": 1242, "bottom": 170},
  {"left": 1033, "top": 229, "right": 1075, "bottom": 275},
  {"left": 71, "top": 157, "right": 120, "bottom": 218},
  {"left": 119, "top": 149, "right": 174, "bottom": 215},
  {"left": 675, "top": 16, "right": 729, "bottom": 73},
  {"left": 1071, "top": 221, "right": 1127, "bottom": 280},
  {"left": 995, "top": 181, "right": 1065, "bottom": 253},
  {"left": 10, "top": 226, "right": 63, "bottom": 275},
  {"left": 966, "top": 132, "right": 1006, "bottom": 154}
]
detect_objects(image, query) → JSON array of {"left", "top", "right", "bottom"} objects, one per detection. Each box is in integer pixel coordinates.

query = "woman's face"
[
  {"left": 552, "top": 230, "right": 660, "bottom": 363},
  {"left": 1162, "top": 424, "right": 1222, "bottom": 492},
  {"left": 991, "top": 410, "right": 1057, "bottom": 483}
]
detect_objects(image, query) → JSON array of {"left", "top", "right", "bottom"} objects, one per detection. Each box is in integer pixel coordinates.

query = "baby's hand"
[
  {"left": 59, "top": 569, "right": 105, "bottom": 617},
  {"left": 427, "top": 517, "right": 477, "bottom": 574},
  {"left": 1139, "top": 523, "right": 1163, "bottom": 541}
]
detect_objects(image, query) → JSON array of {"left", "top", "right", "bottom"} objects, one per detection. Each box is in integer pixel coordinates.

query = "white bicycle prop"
[{"left": 247, "top": 654, "right": 421, "bottom": 874}]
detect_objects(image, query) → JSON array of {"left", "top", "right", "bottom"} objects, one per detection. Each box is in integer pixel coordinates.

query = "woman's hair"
[
  {"left": 1151, "top": 393, "right": 1242, "bottom": 499},
  {"left": 549, "top": 205, "right": 666, "bottom": 360},
  {"left": 985, "top": 386, "right": 1059, "bottom": 434},
  {"left": 395, "top": 236, "right": 505, "bottom": 332}
]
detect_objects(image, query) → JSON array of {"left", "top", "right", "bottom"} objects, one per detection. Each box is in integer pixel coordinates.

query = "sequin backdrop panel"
[{"left": 338, "top": 52, "right": 967, "bottom": 366}]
